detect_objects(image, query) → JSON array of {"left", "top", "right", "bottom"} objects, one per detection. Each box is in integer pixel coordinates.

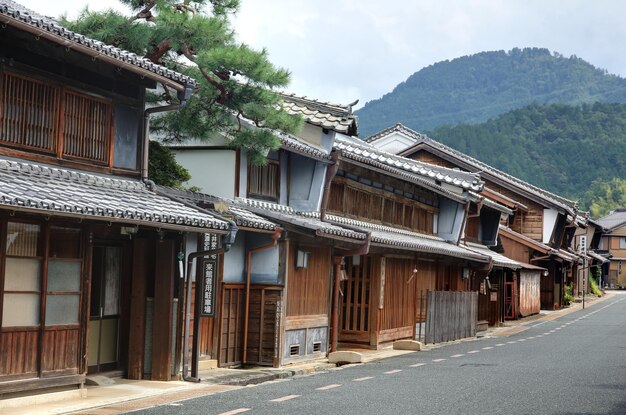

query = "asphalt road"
[{"left": 128, "top": 293, "right": 626, "bottom": 415}]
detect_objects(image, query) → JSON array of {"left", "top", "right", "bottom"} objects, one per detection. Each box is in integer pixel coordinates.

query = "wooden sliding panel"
[
  {"left": 219, "top": 284, "right": 245, "bottom": 367},
  {"left": 286, "top": 245, "right": 331, "bottom": 318},
  {"left": 378, "top": 258, "right": 416, "bottom": 342},
  {"left": 127, "top": 239, "right": 148, "bottom": 380}
]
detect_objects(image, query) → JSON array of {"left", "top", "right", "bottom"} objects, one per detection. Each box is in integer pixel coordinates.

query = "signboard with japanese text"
[{"left": 200, "top": 233, "right": 219, "bottom": 317}]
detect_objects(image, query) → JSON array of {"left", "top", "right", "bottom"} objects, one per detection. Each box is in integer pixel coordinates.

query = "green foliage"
[
  {"left": 589, "top": 267, "right": 604, "bottom": 296},
  {"left": 564, "top": 284, "right": 574, "bottom": 306},
  {"left": 63, "top": 0, "right": 301, "bottom": 183},
  {"left": 147, "top": 141, "right": 191, "bottom": 188},
  {"left": 418, "top": 102, "right": 626, "bottom": 205},
  {"left": 356, "top": 48, "right": 626, "bottom": 137},
  {"left": 580, "top": 177, "right": 626, "bottom": 218}
]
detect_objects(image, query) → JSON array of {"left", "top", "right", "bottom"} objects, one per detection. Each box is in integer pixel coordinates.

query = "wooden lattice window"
[
  {"left": 62, "top": 91, "right": 112, "bottom": 163},
  {"left": 0, "top": 70, "right": 114, "bottom": 166},
  {"left": 0, "top": 72, "right": 59, "bottom": 153},
  {"left": 248, "top": 159, "right": 280, "bottom": 201}
]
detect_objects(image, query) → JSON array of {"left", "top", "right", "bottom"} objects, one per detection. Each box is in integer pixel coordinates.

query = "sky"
[{"left": 16, "top": 0, "right": 626, "bottom": 109}]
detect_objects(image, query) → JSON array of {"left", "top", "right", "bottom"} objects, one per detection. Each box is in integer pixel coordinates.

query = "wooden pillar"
[
  {"left": 151, "top": 240, "right": 175, "bottom": 381},
  {"left": 127, "top": 239, "right": 148, "bottom": 380}
]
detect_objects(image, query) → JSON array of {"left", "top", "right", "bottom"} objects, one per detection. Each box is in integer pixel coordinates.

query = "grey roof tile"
[
  {"left": 334, "top": 133, "right": 483, "bottom": 194},
  {"left": 464, "top": 242, "right": 521, "bottom": 269},
  {"left": 0, "top": 158, "right": 228, "bottom": 231},
  {"left": 321, "top": 214, "right": 489, "bottom": 262},
  {"left": 372, "top": 124, "right": 576, "bottom": 213},
  {"left": 233, "top": 198, "right": 367, "bottom": 242},
  {"left": 1, "top": 1, "right": 196, "bottom": 88},
  {"left": 280, "top": 93, "right": 358, "bottom": 135},
  {"left": 596, "top": 209, "right": 626, "bottom": 231},
  {"left": 156, "top": 187, "right": 277, "bottom": 231}
]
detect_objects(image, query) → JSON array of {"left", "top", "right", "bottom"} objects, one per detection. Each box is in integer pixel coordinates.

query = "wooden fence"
[{"left": 424, "top": 291, "right": 477, "bottom": 344}]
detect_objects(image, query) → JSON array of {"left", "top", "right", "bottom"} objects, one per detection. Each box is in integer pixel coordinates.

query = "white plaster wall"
[
  {"left": 543, "top": 208, "right": 559, "bottom": 244},
  {"left": 369, "top": 132, "right": 416, "bottom": 154},
  {"left": 173, "top": 149, "right": 236, "bottom": 198}
]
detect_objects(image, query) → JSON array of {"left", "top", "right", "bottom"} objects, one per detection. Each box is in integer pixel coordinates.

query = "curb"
[{"left": 202, "top": 363, "right": 336, "bottom": 386}]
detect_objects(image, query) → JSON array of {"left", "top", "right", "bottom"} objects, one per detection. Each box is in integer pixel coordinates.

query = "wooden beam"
[
  {"left": 151, "top": 240, "right": 175, "bottom": 381},
  {"left": 127, "top": 239, "right": 149, "bottom": 380}
]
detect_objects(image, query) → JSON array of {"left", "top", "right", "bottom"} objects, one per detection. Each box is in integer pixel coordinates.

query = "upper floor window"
[
  {"left": 619, "top": 237, "right": 626, "bottom": 249},
  {"left": 0, "top": 70, "right": 113, "bottom": 166},
  {"left": 248, "top": 151, "right": 280, "bottom": 202}
]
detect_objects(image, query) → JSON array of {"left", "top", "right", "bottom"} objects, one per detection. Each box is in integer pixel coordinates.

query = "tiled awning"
[
  {"left": 0, "top": 158, "right": 230, "bottom": 232},
  {"left": 464, "top": 242, "right": 521, "bottom": 269}
]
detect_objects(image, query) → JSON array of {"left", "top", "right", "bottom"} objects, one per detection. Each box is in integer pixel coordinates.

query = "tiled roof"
[
  {"left": 155, "top": 187, "right": 277, "bottom": 231},
  {"left": 464, "top": 242, "right": 521, "bottom": 269},
  {"left": 334, "top": 134, "right": 483, "bottom": 194},
  {"left": 588, "top": 250, "right": 610, "bottom": 264},
  {"left": 276, "top": 131, "right": 331, "bottom": 161},
  {"left": 365, "top": 123, "right": 426, "bottom": 145},
  {"left": 0, "top": 1, "right": 196, "bottom": 90},
  {"left": 233, "top": 198, "right": 367, "bottom": 242},
  {"left": 0, "top": 158, "right": 229, "bottom": 231},
  {"left": 596, "top": 208, "right": 626, "bottom": 231},
  {"left": 323, "top": 214, "right": 489, "bottom": 262},
  {"left": 280, "top": 93, "right": 358, "bottom": 135},
  {"left": 376, "top": 123, "right": 577, "bottom": 213},
  {"left": 468, "top": 191, "right": 514, "bottom": 216}
]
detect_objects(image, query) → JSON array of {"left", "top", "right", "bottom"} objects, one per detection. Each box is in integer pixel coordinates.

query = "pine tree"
[{"left": 63, "top": 0, "right": 302, "bottom": 175}]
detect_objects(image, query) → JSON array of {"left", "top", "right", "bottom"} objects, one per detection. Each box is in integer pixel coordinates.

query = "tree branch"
[{"left": 145, "top": 38, "right": 171, "bottom": 63}]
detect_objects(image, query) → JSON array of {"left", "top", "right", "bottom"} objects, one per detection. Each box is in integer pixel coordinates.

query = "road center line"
[
  {"left": 432, "top": 358, "right": 447, "bottom": 362},
  {"left": 495, "top": 343, "right": 505, "bottom": 346},
  {"left": 385, "top": 369, "right": 403, "bottom": 374},
  {"left": 409, "top": 363, "right": 426, "bottom": 367},
  {"left": 353, "top": 376, "right": 374, "bottom": 381},
  {"left": 271, "top": 395, "right": 301, "bottom": 402},
  {"left": 482, "top": 347, "right": 493, "bottom": 350},
  {"left": 468, "top": 350, "right": 480, "bottom": 354},
  {"left": 317, "top": 384, "right": 341, "bottom": 390},
  {"left": 217, "top": 409, "right": 251, "bottom": 415},
  {"left": 451, "top": 354, "right": 464, "bottom": 358}
]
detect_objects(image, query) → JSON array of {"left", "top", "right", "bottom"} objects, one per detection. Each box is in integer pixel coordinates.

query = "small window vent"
[
  {"left": 290, "top": 344, "right": 300, "bottom": 356},
  {"left": 312, "top": 342, "right": 322, "bottom": 353}
]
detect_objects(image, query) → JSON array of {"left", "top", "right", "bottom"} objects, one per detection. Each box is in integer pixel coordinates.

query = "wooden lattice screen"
[{"left": 0, "top": 71, "right": 113, "bottom": 166}]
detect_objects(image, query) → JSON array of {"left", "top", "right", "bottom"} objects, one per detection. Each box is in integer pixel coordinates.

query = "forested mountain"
[
  {"left": 356, "top": 48, "right": 626, "bottom": 137},
  {"left": 426, "top": 102, "right": 626, "bottom": 210}
]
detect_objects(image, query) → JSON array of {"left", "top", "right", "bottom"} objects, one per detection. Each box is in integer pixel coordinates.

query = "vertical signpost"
[
  {"left": 579, "top": 235, "right": 587, "bottom": 309},
  {"left": 200, "top": 233, "right": 219, "bottom": 317}
]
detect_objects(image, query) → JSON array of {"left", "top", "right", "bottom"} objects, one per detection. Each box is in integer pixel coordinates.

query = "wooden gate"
[
  {"left": 219, "top": 284, "right": 245, "bottom": 367},
  {"left": 245, "top": 286, "right": 282, "bottom": 366},
  {"left": 425, "top": 291, "right": 477, "bottom": 344}
]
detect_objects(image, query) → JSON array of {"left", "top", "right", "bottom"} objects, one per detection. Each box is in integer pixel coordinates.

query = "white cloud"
[{"left": 16, "top": 0, "right": 626, "bottom": 108}]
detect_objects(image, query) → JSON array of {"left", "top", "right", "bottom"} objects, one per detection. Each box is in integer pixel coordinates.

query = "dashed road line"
[
  {"left": 316, "top": 384, "right": 341, "bottom": 390},
  {"left": 451, "top": 354, "right": 464, "bottom": 358},
  {"left": 271, "top": 395, "right": 301, "bottom": 402},
  {"left": 482, "top": 347, "right": 493, "bottom": 350},
  {"left": 409, "top": 363, "right": 426, "bottom": 367},
  {"left": 385, "top": 369, "right": 403, "bottom": 374},
  {"left": 217, "top": 409, "right": 251, "bottom": 415},
  {"left": 432, "top": 359, "right": 446, "bottom": 362},
  {"left": 353, "top": 376, "right": 373, "bottom": 382},
  {"left": 495, "top": 343, "right": 505, "bottom": 346},
  {"left": 468, "top": 350, "right": 480, "bottom": 354}
]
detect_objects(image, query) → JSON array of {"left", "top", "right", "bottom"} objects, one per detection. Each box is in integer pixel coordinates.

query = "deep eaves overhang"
[
  {"left": 0, "top": 158, "right": 229, "bottom": 233},
  {"left": 399, "top": 142, "right": 577, "bottom": 216},
  {"left": 0, "top": 0, "right": 196, "bottom": 92}
]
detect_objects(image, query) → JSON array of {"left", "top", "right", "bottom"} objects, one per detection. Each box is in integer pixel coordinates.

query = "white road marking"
[
  {"left": 527, "top": 336, "right": 535, "bottom": 339},
  {"left": 353, "top": 376, "right": 374, "bottom": 382},
  {"left": 385, "top": 369, "right": 403, "bottom": 374},
  {"left": 495, "top": 343, "right": 505, "bottom": 347},
  {"left": 549, "top": 330, "right": 556, "bottom": 333},
  {"left": 217, "top": 409, "right": 251, "bottom": 415},
  {"left": 518, "top": 339, "right": 527, "bottom": 342},
  {"left": 507, "top": 341, "right": 517, "bottom": 344},
  {"left": 451, "top": 354, "right": 465, "bottom": 358},
  {"left": 432, "top": 358, "right": 446, "bottom": 362},
  {"left": 409, "top": 363, "right": 426, "bottom": 367},
  {"left": 468, "top": 350, "right": 480, "bottom": 354},
  {"left": 482, "top": 347, "right": 493, "bottom": 350},
  {"left": 271, "top": 395, "right": 301, "bottom": 402},
  {"left": 317, "top": 384, "right": 341, "bottom": 390}
]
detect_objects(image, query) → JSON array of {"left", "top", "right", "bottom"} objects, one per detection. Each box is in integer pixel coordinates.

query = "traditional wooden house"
[
  {"left": 596, "top": 209, "right": 626, "bottom": 288},
  {"left": 322, "top": 134, "right": 495, "bottom": 347},
  {"left": 167, "top": 95, "right": 374, "bottom": 367},
  {"left": 367, "top": 123, "right": 583, "bottom": 310},
  {"left": 0, "top": 0, "right": 240, "bottom": 395}
]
